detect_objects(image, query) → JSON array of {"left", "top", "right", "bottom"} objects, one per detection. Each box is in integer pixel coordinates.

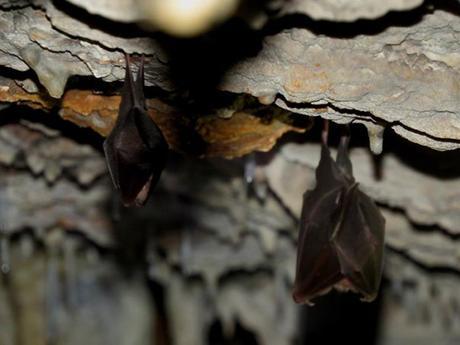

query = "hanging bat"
[
  {"left": 103, "top": 55, "right": 168, "bottom": 207},
  {"left": 293, "top": 124, "right": 385, "bottom": 304}
]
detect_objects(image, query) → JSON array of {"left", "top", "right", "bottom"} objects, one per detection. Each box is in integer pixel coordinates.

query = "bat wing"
[
  {"left": 332, "top": 188, "right": 385, "bottom": 301},
  {"left": 103, "top": 55, "right": 168, "bottom": 207},
  {"left": 130, "top": 57, "right": 168, "bottom": 199},
  {"left": 103, "top": 134, "right": 121, "bottom": 190},
  {"left": 332, "top": 134, "right": 385, "bottom": 301},
  {"left": 293, "top": 187, "right": 344, "bottom": 304},
  {"left": 132, "top": 108, "right": 168, "bottom": 195},
  {"left": 130, "top": 55, "right": 168, "bottom": 179},
  {"left": 133, "top": 108, "right": 168, "bottom": 153},
  {"left": 293, "top": 143, "right": 348, "bottom": 303},
  {"left": 293, "top": 133, "right": 385, "bottom": 304},
  {"left": 104, "top": 116, "right": 152, "bottom": 206},
  {"left": 115, "top": 143, "right": 155, "bottom": 207}
]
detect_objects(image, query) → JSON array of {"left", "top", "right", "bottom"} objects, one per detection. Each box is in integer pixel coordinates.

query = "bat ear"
[
  {"left": 336, "top": 134, "right": 353, "bottom": 177},
  {"left": 133, "top": 55, "right": 146, "bottom": 110},
  {"left": 119, "top": 54, "right": 136, "bottom": 120}
]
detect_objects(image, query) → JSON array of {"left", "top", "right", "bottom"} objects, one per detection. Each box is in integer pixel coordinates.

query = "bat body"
[
  {"left": 293, "top": 130, "right": 385, "bottom": 304},
  {"left": 103, "top": 55, "right": 168, "bottom": 207}
]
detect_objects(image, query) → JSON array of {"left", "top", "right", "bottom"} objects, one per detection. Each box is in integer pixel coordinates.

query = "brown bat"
[
  {"left": 293, "top": 123, "right": 385, "bottom": 304},
  {"left": 103, "top": 55, "right": 168, "bottom": 207}
]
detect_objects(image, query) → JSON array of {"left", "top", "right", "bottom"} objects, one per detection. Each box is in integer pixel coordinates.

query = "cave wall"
[{"left": 0, "top": 1, "right": 459, "bottom": 345}]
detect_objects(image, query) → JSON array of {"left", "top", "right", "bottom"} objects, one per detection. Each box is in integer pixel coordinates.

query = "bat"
[
  {"left": 292, "top": 123, "right": 385, "bottom": 304},
  {"left": 103, "top": 54, "right": 168, "bottom": 207}
]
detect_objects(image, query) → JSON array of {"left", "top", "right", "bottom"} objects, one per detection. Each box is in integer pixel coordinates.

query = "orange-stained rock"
[
  {"left": 0, "top": 79, "right": 54, "bottom": 109},
  {"left": 195, "top": 112, "right": 304, "bottom": 158},
  {"left": 0, "top": 78, "right": 309, "bottom": 158},
  {"left": 60, "top": 90, "right": 120, "bottom": 136}
]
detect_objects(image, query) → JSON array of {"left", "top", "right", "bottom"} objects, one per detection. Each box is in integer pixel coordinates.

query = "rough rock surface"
[
  {"left": 0, "top": 234, "right": 153, "bottom": 345},
  {"left": 62, "top": 0, "right": 427, "bottom": 24},
  {"left": 0, "top": 122, "right": 112, "bottom": 245},
  {"left": 223, "top": 8, "right": 460, "bottom": 150},
  {"left": 280, "top": 0, "right": 425, "bottom": 21},
  {"left": 0, "top": 1, "right": 457, "bottom": 151}
]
